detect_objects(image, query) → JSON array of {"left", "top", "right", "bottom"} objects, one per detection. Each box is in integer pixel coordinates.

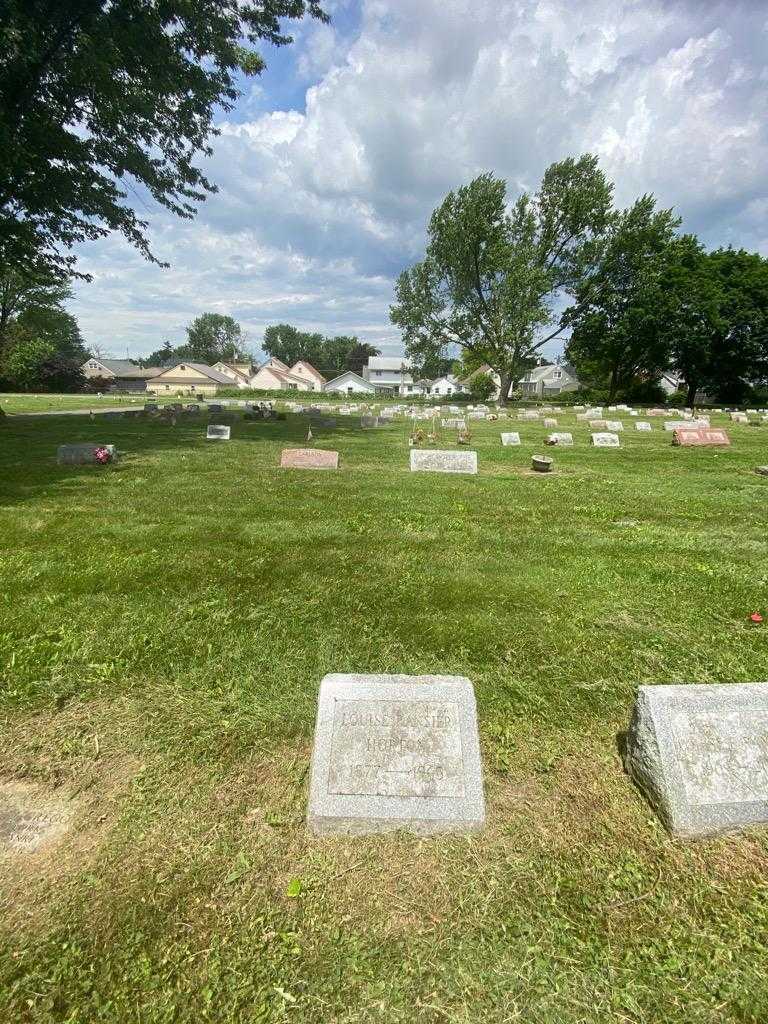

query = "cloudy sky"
[{"left": 70, "top": 0, "right": 768, "bottom": 362}]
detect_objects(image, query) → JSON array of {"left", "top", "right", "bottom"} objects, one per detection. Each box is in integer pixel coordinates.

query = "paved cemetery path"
[{"left": 9, "top": 405, "right": 166, "bottom": 418}]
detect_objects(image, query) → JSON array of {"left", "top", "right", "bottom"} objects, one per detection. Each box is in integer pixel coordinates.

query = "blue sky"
[{"left": 70, "top": 0, "right": 768, "bottom": 363}]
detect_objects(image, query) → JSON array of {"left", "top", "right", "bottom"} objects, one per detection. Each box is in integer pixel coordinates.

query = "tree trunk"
[
  {"left": 608, "top": 367, "right": 619, "bottom": 402},
  {"left": 498, "top": 371, "right": 513, "bottom": 406},
  {"left": 685, "top": 379, "right": 698, "bottom": 408}
]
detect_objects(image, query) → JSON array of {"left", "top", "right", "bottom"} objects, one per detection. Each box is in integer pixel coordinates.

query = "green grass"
[{"left": 1, "top": 405, "right": 768, "bottom": 1023}]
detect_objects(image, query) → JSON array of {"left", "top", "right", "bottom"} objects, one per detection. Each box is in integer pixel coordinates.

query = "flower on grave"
[
  {"left": 749, "top": 612, "right": 763, "bottom": 624},
  {"left": 93, "top": 446, "right": 112, "bottom": 465}
]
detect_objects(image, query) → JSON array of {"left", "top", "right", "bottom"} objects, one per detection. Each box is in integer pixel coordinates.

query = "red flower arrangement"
[
  {"left": 749, "top": 612, "right": 763, "bottom": 624},
  {"left": 93, "top": 446, "right": 112, "bottom": 465}
]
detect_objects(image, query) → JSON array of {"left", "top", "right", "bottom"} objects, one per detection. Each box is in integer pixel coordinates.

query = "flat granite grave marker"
[
  {"left": 206, "top": 424, "right": 231, "bottom": 441},
  {"left": 591, "top": 432, "right": 620, "bottom": 447},
  {"left": 307, "top": 673, "right": 485, "bottom": 835},
  {"left": 624, "top": 683, "right": 768, "bottom": 838},
  {"left": 672, "top": 428, "right": 730, "bottom": 447},
  {"left": 636, "top": 421, "right": 652, "bottom": 431},
  {"left": 605, "top": 420, "right": 624, "bottom": 431},
  {"left": 500, "top": 432, "right": 521, "bottom": 446},
  {"left": 543, "top": 418, "right": 558, "bottom": 428},
  {"left": 410, "top": 449, "right": 478, "bottom": 474},
  {"left": 442, "top": 418, "right": 466, "bottom": 429},
  {"left": 545, "top": 432, "right": 573, "bottom": 446},
  {"left": 57, "top": 443, "right": 116, "bottom": 465},
  {"left": 280, "top": 448, "right": 339, "bottom": 470}
]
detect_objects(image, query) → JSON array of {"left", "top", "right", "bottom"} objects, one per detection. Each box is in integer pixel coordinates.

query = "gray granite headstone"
[
  {"left": 500, "top": 432, "right": 521, "bottom": 446},
  {"left": 410, "top": 449, "right": 478, "bottom": 474},
  {"left": 57, "top": 443, "right": 116, "bottom": 465},
  {"left": 624, "top": 683, "right": 768, "bottom": 838},
  {"left": 442, "top": 418, "right": 466, "bottom": 429},
  {"left": 635, "top": 421, "right": 652, "bottom": 431},
  {"left": 360, "top": 415, "right": 379, "bottom": 428},
  {"left": 545, "top": 432, "right": 573, "bottom": 446},
  {"left": 307, "top": 673, "right": 485, "bottom": 835},
  {"left": 605, "top": 420, "right": 624, "bottom": 431},
  {"left": 206, "top": 424, "right": 231, "bottom": 440}
]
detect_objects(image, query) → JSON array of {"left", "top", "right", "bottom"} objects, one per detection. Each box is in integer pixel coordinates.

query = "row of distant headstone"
[{"left": 307, "top": 672, "right": 768, "bottom": 841}]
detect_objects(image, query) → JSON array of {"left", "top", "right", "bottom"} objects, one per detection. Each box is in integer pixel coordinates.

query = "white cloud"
[{"left": 70, "top": 0, "right": 768, "bottom": 360}]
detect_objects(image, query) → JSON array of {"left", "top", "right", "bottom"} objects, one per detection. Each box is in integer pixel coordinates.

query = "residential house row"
[{"left": 81, "top": 355, "right": 582, "bottom": 398}]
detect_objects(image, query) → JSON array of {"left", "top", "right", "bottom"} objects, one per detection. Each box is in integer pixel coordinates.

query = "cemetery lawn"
[{"left": 1, "top": 407, "right": 768, "bottom": 1023}]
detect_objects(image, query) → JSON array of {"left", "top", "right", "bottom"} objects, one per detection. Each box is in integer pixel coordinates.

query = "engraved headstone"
[
  {"left": 410, "top": 449, "right": 478, "bottom": 474},
  {"left": 206, "top": 425, "right": 231, "bottom": 440},
  {"left": 605, "top": 420, "right": 624, "bottom": 431},
  {"left": 307, "top": 673, "right": 485, "bottom": 835},
  {"left": 500, "top": 432, "right": 521, "bottom": 446},
  {"left": 57, "top": 443, "right": 116, "bottom": 465},
  {"left": 672, "top": 428, "right": 730, "bottom": 447},
  {"left": 280, "top": 448, "right": 339, "bottom": 469},
  {"left": 624, "top": 683, "right": 768, "bottom": 838},
  {"left": 442, "top": 418, "right": 467, "bottom": 430},
  {"left": 589, "top": 419, "right": 608, "bottom": 429},
  {"left": 543, "top": 417, "right": 558, "bottom": 428},
  {"left": 591, "top": 432, "right": 620, "bottom": 447},
  {"left": 664, "top": 419, "right": 710, "bottom": 432},
  {"left": 635, "top": 421, "right": 652, "bottom": 431},
  {"left": 545, "top": 432, "right": 573, "bottom": 446}
]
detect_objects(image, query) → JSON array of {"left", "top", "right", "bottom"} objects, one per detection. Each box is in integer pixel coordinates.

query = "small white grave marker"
[
  {"left": 500, "top": 432, "right": 521, "bottom": 446},
  {"left": 410, "top": 450, "right": 478, "bottom": 474},
  {"left": 207, "top": 425, "right": 231, "bottom": 440},
  {"left": 592, "top": 432, "right": 620, "bottom": 447}
]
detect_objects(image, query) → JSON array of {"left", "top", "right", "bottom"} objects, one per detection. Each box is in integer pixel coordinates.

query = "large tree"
[
  {"left": 0, "top": 269, "right": 88, "bottom": 363},
  {"left": 0, "top": 0, "right": 327, "bottom": 279},
  {"left": 390, "top": 156, "right": 613, "bottom": 403},
  {"left": 564, "top": 196, "right": 681, "bottom": 400},
  {"left": 185, "top": 312, "right": 249, "bottom": 363}
]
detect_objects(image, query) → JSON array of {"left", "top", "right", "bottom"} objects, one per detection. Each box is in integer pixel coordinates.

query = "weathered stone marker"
[
  {"left": 500, "top": 432, "right": 521, "bottom": 446},
  {"left": 605, "top": 420, "right": 624, "bottom": 431},
  {"left": 307, "top": 673, "right": 485, "bottom": 835},
  {"left": 591, "top": 432, "right": 620, "bottom": 447},
  {"left": 635, "top": 421, "right": 652, "bottom": 431},
  {"left": 360, "top": 415, "right": 379, "bottom": 428},
  {"left": 545, "top": 432, "right": 573, "bottom": 446},
  {"left": 410, "top": 449, "right": 478, "bottom": 474},
  {"left": 280, "top": 448, "right": 339, "bottom": 469},
  {"left": 57, "top": 443, "right": 116, "bottom": 465},
  {"left": 206, "top": 424, "right": 231, "bottom": 440},
  {"left": 442, "top": 418, "right": 467, "bottom": 430},
  {"left": 624, "top": 683, "right": 768, "bottom": 838}
]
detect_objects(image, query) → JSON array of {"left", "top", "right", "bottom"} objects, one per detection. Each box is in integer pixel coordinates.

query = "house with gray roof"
[
  {"left": 519, "top": 363, "right": 580, "bottom": 397},
  {"left": 82, "top": 357, "right": 162, "bottom": 392}
]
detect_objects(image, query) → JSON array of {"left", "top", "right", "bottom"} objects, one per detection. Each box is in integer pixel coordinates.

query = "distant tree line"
[{"left": 392, "top": 155, "right": 768, "bottom": 406}]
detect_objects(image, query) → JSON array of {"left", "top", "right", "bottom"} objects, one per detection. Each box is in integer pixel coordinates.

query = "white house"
[
  {"left": 324, "top": 370, "right": 376, "bottom": 395},
  {"left": 362, "top": 356, "right": 415, "bottom": 394},
  {"left": 428, "top": 375, "right": 467, "bottom": 397},
  {"left": 211, "top": 361, "right": 254, "bottom": 389},
  {"left": 249, "top": 357, "right": 313, "bottom": 391},
  {"left": 519, "top": 363, "right": 580, "bottom": 397},
  {"left": 458, "top": 364, "right": 503, "bottom": 399},
  {"left": 288, "top": 360, "right": 326, "bottom": 392}
]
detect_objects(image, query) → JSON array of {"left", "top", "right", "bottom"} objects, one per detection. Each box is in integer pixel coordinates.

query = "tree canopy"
[
  {"left": 263, "top": 324, "right": 380, "bottom": 379},
  {"left": 0, "top": 0, "right": 327, "bottom": 279},
  {"left": 390, "top": 156, "right": 613, "bottom": 401}
]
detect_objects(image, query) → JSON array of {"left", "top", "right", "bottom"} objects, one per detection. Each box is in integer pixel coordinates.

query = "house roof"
[
  {"left": 84, "top": 358, "right": 162, "bottom": 379},
  {"left": 290, "top": 360, "right": 326, "bottom": 383},
  {"left": 253, "top": 364, "right": 310, "bottom": 387},
  {"left": 522, "top": 363, "right": 577, "bottom": 383},
  {"left": 366, "top": 356, "right": 411, "bottom": 371},
  {"left": 458, "top": 364, "right": 495, "bottom": 385},
  {"left": 262, "top": 356, "right": 290, "bottom": 372},
  {"left": 324, "top": 370, "right": 374, "bottom": 389},
  {"left": 154, "top": 362, "right": 234, "bottom": 384}
]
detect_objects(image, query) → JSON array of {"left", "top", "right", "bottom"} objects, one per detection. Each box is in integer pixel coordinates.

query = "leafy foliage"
[
  {"left": 0, "top": 0, "right": 327, "bottom": 278},
  {"left": 391, "top": 156, "right": 613, "bottom": 401},
  {"left": 263, "top": 323, "right": 380, "bottom": 378},
  {"left": 564, "top": 196, "right": 681, "bottom": 400}
]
